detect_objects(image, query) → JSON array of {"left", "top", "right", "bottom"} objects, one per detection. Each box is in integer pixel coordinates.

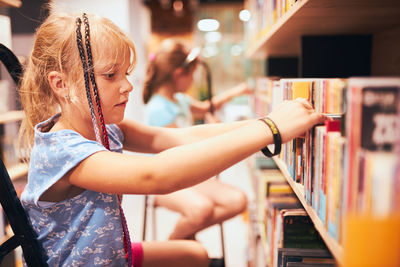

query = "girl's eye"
[{"left": 103, "top": 73, "right": 115, "bottom": 79}]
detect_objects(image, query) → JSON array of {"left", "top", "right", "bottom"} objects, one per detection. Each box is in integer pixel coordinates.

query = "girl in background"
[
  {"left": 19, "top": 10, "right": 326, "bottom": 267},
  {"left": 142, "top": 39, "right": 250, "bottom": 240}
]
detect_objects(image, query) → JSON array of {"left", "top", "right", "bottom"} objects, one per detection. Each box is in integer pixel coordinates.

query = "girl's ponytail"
[{"left": 143, "top": 62, "right": 157, "bottom": 104}]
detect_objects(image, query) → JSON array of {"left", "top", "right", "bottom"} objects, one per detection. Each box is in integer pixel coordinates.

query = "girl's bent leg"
[
  {"left": 141, "top": 240, "right": 209, "bottom": 267},
  {"left": 154, "top": 188, "right": 214, "bottom": 240},
  {"left": 194, "top": 178, "right": 248, "bottom": 225}
]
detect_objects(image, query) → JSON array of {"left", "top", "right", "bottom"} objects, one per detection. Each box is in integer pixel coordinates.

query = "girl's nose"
[{"left": 120, "top": 80, "right": 133, "bottom": 94}]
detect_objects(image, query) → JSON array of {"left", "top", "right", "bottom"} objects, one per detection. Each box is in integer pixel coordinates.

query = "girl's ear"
[
  {"left": 172, "top": 67, "right": 184, "bottom": 80},
  {"left": 48, "top": 71, "right": 68, "bottom": 100}
]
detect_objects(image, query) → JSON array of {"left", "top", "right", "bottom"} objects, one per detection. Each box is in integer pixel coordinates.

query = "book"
[
  {"left": 281, "top": 209, "right": 327, "bottom": 250},
  {"left": 265, "top": 196, "right": 302, "bottom": 266},
  {"left": 277, "top": 248, "right": 333, "bottom": 267},
  {"left": 286, "top": 262, "right": 335, "bottom": 267},
  {"left": 255, "top": 156, "right": 278, "bottom": 170},
  {"left": 345, "top": 77, "right": 400, "bottom": 214}
]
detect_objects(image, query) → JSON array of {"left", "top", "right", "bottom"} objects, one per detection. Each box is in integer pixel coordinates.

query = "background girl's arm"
[{"left": 190, "top": 82, "right": 251, "bottom": 117}]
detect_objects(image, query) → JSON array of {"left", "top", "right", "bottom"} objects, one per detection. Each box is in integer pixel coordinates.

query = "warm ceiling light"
[
  {"left": 205, "top": 31, "right": 221, "bottom": 43},
  {"left": 197, "top": 19, "right": 220, "bottom": 32},
  {"left": 231, "top": 44, "right": 243, "bottom": 56},
  {"left": 173, "top": 0, "right": 183, "bottom": 12},
  {"left": 239, "top": 9, "right": 251, "bottom": 22}
]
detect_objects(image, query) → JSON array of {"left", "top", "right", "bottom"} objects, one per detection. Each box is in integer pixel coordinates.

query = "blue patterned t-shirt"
[{"left": 21, "top": 114, "right": 128, "bottom": 266}]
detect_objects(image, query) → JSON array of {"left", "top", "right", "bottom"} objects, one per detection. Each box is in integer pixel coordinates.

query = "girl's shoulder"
[
  {"left": 34, "top": 114, "right": 123, "bottom": 152},
  {"left": 148, "top": 93, "right": 176, "bottom": 107},
  {"left": 23, "top": 115, "right": 123, "bottom": 206}
]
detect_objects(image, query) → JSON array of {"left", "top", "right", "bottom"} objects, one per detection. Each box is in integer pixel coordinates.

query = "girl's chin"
[{"left": 105, "top": 112, "right": 125, "bottom": 124}]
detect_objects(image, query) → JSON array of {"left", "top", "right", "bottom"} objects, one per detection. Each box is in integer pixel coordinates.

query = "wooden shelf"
[
  {"left": 0, "top": 110, "right": 24, "bottom": 124},
  {"left": 273, "top": 157, "right": 344, "bottom": 266},
  {"left": 246, "top": 0, "right": 400, "bottom": 59},
  {"left": 0, "top": 0, "right": 21, "bottom": 8},
  {"left": 8, "top": 162, "right": 28, "bottom": 181}
]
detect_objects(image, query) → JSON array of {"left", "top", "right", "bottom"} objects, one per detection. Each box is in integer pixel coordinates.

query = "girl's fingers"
[{"left": 295, "top": 97, "right": 313, "bottom": 110}]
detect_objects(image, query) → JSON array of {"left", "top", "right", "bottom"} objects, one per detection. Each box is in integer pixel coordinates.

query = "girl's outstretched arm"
[
  {"left": 68, "top": 99, "right": 325, "bottom": 196},
  {"left": 118, "top": 117, "right": 255, "bottom": 153}
]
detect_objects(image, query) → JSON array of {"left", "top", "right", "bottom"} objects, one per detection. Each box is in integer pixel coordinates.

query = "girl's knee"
[
  {"left": 226, "top": 189, "right": 248, "bottom": 214},
  {"left": 184, "top": 241, "right": 209, "bottom": 267},
  {"left": 236, "top": 190, "right": 248, "bottom": 213},
  {"left": 188, "top": 200, "right": 214, "bottom": 225}
]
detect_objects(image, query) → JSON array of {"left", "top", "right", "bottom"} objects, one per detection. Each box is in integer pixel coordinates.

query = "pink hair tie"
[{"left": 148, "top": 53, "right": 156, "bottom": 62}]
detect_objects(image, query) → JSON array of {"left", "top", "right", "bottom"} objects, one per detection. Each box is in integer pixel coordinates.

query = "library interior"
[{"left": 1, "top": 0, "right": 400, "bottom": 267}]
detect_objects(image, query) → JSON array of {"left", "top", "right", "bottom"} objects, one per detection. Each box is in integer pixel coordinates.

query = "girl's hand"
[
  {"left": 233, "top": 82, "right": 253, "bottom": 96},
  {"left": 204, "top": 112, "right": 220, "bottom": 124},
  {"left": 267, "top": 98, "right": 327, "bottom": 143}
]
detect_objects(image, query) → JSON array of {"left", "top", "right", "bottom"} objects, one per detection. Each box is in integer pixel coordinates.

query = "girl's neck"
[
  {"left": 53, "top": 113, "right": 98, "bottom": 141},
  {"left": 156, "top": 85, "right": 176, "bottom": 102}
]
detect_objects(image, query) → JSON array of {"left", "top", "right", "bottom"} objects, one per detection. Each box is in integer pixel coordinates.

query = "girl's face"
[
  {"left": 94, "top": 51, "right": 133, "bottom": 124},
  {"left": 174, "top": 67, "right": 195, "bottom": 93}
]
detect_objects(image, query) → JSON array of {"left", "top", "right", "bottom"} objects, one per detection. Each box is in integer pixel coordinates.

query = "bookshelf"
[
  {"left": 246, "top": 0, "right": 400, "bottom": 59},
  {"left": 250, "top": 76, "right": 400, "bottom": 266},
  {"left": 273, "top": 157, "right": 344, "bottom": 266},
  {"left": 245, "top": 0, "right": 400, "bottom": 78},
  {"left": 245, "top": 1, "right": 400, "bottom": 265}
]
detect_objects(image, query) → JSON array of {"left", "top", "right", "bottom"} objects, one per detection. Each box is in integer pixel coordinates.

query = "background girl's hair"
[
  {"left": 142, "top": 38, "right": 197, "bottom": 104},
  {"left": 18, "top": 11, "right": 137, "bottom": 160}
]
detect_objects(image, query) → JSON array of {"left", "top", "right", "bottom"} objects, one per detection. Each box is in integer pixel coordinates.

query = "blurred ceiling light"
[
  {"left": 239, "top": 9, "right": 251, "bottom": 22},
  {"left": 202, "top": 44, "right": 219, "bottom": 58},
  {"left": 231, "top": 44, "right": 243, "bottom": 56},
  {"left": 205, "top": 31, "right": 221, "bottom": 43},
  {"left": 197, "top": 19, "right": 220, "bottom": 32},
  {"left": 173, "top": 0, "right": 184, "bottom": 16},
  {"left": 173, "top": 0, "right": 183, "bottom": 12}
]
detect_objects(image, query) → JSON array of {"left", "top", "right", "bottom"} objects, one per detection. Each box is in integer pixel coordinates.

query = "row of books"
[
  {"left": 253, "top": 77, "right": 400, "bottom": 247},
  {"left": 253, "top": 156, "right": 334, "bottom": 267},
  {"left": 245, "top": 0, "right": 298, "bottom": 44}
]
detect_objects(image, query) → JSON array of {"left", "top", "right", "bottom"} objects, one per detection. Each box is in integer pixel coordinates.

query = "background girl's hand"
[
  {"left": 267, "top": 98, "right": 327, "bottom": 143},
  {"left": 204, "top": 112, "right": 220, "bottom": 124},
  {"left": 232, "top": 82, "right": 253, "bottom": 96}
]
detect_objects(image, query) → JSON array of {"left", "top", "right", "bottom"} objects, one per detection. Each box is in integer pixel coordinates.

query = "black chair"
[
  {"left": 0, "top": 43, "right": 48, "bottom": 266},
  {"left": 0, "top": 43, "right": 22, "bottom": 85},
  {"left": 0, "top": 158, "right": 48, "bottom": 266}
]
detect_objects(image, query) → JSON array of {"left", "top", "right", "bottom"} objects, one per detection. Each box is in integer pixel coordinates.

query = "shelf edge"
[{"left": 273, "top": 157, "right": 344, "bottom": 266}]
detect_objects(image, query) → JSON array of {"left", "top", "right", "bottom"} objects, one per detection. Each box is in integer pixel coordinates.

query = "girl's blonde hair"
[
  {"left": 18, "top": 11, "right": 136, "bottom": 159},
  {"left": 142, "top": 38, "right": 198, "bottom": 104}
]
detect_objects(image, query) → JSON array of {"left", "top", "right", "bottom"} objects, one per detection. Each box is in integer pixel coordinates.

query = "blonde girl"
[{"left": 19, "top": 10, "right": 326, "bottom": 267}]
